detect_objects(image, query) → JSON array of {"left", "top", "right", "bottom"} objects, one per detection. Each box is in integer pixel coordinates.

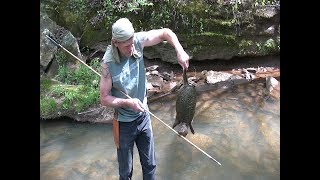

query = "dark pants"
[{"left": 117, "top": 112, "right": 156, "bottom": 180}]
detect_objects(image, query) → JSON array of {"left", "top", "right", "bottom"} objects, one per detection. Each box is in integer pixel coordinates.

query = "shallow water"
[{"left": 40, "top": 79, "right": 280, "bottom": 180}]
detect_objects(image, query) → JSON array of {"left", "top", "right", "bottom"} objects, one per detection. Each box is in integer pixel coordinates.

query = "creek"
[{"left": 40, "top": 77, "right": 280, "bottom": 179}]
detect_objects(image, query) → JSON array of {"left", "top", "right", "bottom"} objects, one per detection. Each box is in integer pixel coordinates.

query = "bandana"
[
  {"left": 112, "top": 18, "right": 134, "bottom": 42},
  {"left": 109, "top": 18, "right": 140, "bottom": 63}
]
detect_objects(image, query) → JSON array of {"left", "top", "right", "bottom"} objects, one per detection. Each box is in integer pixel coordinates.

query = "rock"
[
  {"left": 146, "top": 65, "right": 159, "bottom": 71},
  {"left": 265, "top": 76, "right": 280, "bottom": 99},
  {"left": 205, "top": 71, "right": 233, "bottom": 84},
  {"left": 266, "top": 76, "right": 279, "bottom": 93}
]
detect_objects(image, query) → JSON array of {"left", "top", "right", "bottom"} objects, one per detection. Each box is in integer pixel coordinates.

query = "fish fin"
[
  {"left": 172, "top": 120, "right": 179, "bottom": 129},
  {"left": 190, "top": 124, "right": 195, "bottom": 134}
]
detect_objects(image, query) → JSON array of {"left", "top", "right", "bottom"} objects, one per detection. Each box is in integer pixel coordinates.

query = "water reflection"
[{"left": 40, "top": 79, "right": 280, "bottom": 180}]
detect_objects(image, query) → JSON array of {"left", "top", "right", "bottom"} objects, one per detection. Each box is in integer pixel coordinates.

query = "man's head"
[
  {"left": 111, "top": 18, "right": 135, "bottom": 58},
  {"left": 112, "top": 18, "right": 134, "bottom": 42}
]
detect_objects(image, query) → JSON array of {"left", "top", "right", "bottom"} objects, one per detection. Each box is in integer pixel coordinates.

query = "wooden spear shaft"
[{"left": 45, "top": 35, "right": 222, "bottom": 166}]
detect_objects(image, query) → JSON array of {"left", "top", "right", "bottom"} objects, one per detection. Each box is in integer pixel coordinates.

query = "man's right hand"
[{"left": 126, "top": 98, "right": 145, "bottom": 112}]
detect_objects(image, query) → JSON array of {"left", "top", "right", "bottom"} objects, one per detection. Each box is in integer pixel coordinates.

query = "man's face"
[{"left": 114, "top": 36, "right": 134, "bottom": 58}]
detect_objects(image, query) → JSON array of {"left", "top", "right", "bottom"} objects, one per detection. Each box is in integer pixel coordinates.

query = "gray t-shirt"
[{"left": 102, "top": 32, "right": 149, "bottom": 122}]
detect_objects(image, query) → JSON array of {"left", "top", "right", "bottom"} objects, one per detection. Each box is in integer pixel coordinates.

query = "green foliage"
[
  {"left": 44, "top": 0, "right": 280, "bottom": 49},
  {"left": 51, "top": 85, "right": 65, "bottom": 97},
  {"left": 255, "top": 0, "right": 279, "bottom": 6},
  {"left": 226, "top": 0, "right": 280, "bottom": 37},
  {"left": 199, "top": 18, "right": 204, "bottom": 33},
  {"left": 55, "top": 57, "right": 101, "bottom": 111},
  {"left": 55, "top": 57, "right": 101, "bottom": 86},
  {"left": 126, "top": 0, "right": 153, "bottom": 13},
  {"left": 40, "top": 78, "right": 55, "bottom": 93},
  {"left": 48, "top": 83, "right": 99, "bottom": 112},
  {"left": 69, "top": 0, "right": 87, "bottom": 13},
  {"left": 149, "top": 4, "right": 171, "bottom": 28},
  {"left": 55, "top": 51, "right": 67, "bottom": 64},
  {"left": 76, "top": 85, "right": 100, "bottom": 112},
  {"left": 239, "top": 39, "right": 253, "bottom": 48},
  {"left": 103, "top": 0, "right": 114, "bottom": 19},
  {"left": 56, "top": 65, "right": 72, "bottom": 84},
  {"left": 40, "top": 97, "right": 57, "bottom": 116},
  {"left": 62, "top": 88, "right": 78, "bottom": 109},
  {"left": 256, "top": 38, "right": 279, "bottom": 55},
  {"left": 40, "top": 56, "right": 102, "bottom": 114}
]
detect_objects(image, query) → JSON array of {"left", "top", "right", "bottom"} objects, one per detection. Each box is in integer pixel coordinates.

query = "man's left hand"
[{"left": 177, "top": 50, "right": 190, "bottom": 70}]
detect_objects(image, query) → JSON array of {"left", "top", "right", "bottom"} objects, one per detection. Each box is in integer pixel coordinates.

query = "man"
[{"left": 99, "top": 17, "right": 189, "bottom": 180}]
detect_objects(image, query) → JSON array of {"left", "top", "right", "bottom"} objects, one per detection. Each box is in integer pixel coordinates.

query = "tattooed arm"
[{"left": 99, "top": 63, "right": 144, "bottom": 112}]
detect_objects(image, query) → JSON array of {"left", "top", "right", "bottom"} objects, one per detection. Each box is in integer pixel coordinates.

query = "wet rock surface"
[{"left": 145, "top": 55, "right": 280, "bottom": 103}]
